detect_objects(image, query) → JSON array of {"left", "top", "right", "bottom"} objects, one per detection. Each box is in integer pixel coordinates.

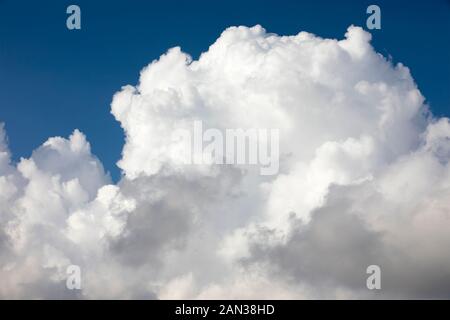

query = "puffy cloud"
[
  {"left": 243, "top": 120, "right": 450, "bottom": 298},
  {"left": 0, "top": 129, "right": 111, "bottom": 298},
  {"left": 0, "top": 25, "right": 449, "bottom": 299}
]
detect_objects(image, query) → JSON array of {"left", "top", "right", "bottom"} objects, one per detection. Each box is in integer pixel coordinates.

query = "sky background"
[
  {"left": 2, "top": 0, "right": 450, "bottom": 299},
  {"left": 1, "top": 0, "right": 449, "bottom": 181}
]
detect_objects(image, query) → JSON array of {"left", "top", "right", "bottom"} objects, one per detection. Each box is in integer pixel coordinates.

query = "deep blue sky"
[{"left": 1, "top": 0, "right": 449, "bottom": 181}]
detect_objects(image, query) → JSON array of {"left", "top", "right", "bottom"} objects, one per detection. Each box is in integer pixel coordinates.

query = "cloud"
[
  {"left": 0, "top": 25, "right": 449, "bottom": 299},
  {"left": 243, "top": 119, "right": 450, "bottom": 298}
]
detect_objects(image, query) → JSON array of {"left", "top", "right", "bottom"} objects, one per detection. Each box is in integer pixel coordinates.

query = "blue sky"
[{"left": 1, "top": 0, "right": 449, "bottom": 181}]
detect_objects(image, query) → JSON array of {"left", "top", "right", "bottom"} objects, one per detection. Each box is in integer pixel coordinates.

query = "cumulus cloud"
[{"left": 0, "top": 25, "right": 449, "bottom": 299}]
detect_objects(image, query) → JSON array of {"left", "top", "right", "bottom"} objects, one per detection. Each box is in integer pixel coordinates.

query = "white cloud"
[{"left": 0, "top": 25, "right": 449, "bottom": 298}]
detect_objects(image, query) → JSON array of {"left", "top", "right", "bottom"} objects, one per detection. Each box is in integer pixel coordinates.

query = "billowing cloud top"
[{"left": 1, "top": 25, "right": 450, "bottom": 299}]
